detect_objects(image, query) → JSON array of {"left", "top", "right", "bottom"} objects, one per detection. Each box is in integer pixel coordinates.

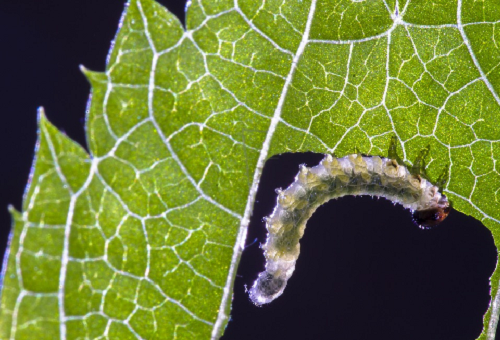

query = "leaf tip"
[
  {"left": 7, "top": 205, "right": 21, "bottom": 219},
  {"left": 80, "top": 66, "right": 105, "bottom": 86},
  {"left": 37, "top": 107, "right": 47, "bottom": 125},
  {"left": 79, "top": 64, "right": 89, "bottom": 74},
  {"left": 36, "top": 108, "right": 59, "bottom": 138}
]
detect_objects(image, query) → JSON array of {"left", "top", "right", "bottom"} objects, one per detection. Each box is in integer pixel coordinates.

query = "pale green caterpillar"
[{"left": 249, "top": 146, "right": 450, "bottom": 306}]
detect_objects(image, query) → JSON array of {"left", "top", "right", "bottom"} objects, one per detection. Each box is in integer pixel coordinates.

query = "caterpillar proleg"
[{"left": 249, "top": 151, "right": 450, "bottom": 306}]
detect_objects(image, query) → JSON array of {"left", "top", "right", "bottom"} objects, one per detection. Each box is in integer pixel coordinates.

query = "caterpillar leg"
[
  {"left": 387, "top": 135, "right": 404, "bottom": 165},
  {"left": 435, "top": 165, "right": 450, "bottom": 190},
  {"left": 411, "top": 145, "right": 430, "bottom": 176}
]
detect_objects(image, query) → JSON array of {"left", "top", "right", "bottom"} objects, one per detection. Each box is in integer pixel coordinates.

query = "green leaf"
[{"left": 1, "top": 0, "right": 500, "bottom": 339}]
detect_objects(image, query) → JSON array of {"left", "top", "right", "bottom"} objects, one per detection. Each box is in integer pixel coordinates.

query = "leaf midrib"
[{"left": 209, "top": 0, "right": 318, "bottom": 338}]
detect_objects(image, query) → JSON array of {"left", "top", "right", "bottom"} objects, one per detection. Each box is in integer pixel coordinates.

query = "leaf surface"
[{"left": 1, "top": 0, "right": 500, "bottom": 339}]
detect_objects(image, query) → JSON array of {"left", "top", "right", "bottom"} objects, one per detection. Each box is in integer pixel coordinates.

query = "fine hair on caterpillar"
[{"left": 249, "top": 138, "right": 451, "bottom": 306}]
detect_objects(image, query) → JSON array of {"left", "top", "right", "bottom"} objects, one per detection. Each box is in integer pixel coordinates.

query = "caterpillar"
[{"left": 249, "top": 142, "right": 450, "bottom": 306}]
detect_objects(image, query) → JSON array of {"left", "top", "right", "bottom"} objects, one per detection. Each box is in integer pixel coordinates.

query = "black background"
[{"left": 0, "top": 1, "right": 498, "bottom": 339}]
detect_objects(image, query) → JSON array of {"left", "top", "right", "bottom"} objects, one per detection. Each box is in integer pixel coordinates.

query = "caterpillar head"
[{"left": 412, "top": 196, "right": 451, "bottom": 229}]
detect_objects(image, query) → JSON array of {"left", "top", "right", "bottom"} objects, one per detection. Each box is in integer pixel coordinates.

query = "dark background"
[{"left": 0, "top": 1, "right": 497, "bottom": 339}]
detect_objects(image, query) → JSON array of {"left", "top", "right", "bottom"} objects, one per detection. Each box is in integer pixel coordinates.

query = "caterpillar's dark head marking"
[{"left": 412, "top": 204, "right": 451, "bottom": 229}]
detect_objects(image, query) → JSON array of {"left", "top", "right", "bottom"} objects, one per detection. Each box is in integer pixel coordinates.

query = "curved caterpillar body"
[{"left": 249, "top": 153, "right": 450, "bottom": 306}]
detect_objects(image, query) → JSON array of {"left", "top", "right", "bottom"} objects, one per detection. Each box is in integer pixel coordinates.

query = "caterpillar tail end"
[{"left": 249, "top": 271, "right": 287, "bottom": 306}]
